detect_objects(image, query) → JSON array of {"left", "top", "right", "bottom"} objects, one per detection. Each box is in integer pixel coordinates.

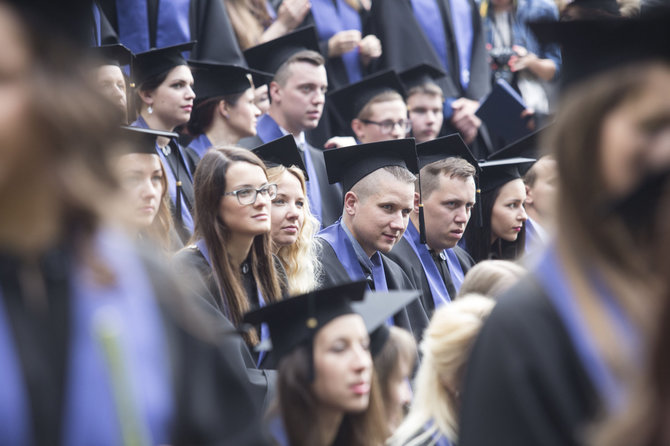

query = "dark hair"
[
  {"left": 185, "top": 92, "right": 246, "bottom": 136},
  {"left": 133, "top": 68, "right": 171, "bottom": 113},
  {"left": 274, "top": 344, "right": 388, "bottom": 446},
  {"left": 192, "top": 146, "right": 282, "bottom": 345}
]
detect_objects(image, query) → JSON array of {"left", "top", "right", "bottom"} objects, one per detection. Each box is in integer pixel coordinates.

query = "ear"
[
  {"left": 413, "top": 191, "right": 421, "bottom": 214},
  {"left": 525, "top": 184, "right": 534, "bottom": 205},
  {"left": 138, "top": 89, "right": 153, "bottom": 106},
  {"left": 269, "top": 80, "right": 281, "bottom": 104},
  {"left": 343, "top": 191, "right": 358, "bottom": 216},
  {"left": 351, "top": 118, "right": 365, "bottom": 141},
  {"left": 218, "top": 99, "right": 230, "bottom": 119}
]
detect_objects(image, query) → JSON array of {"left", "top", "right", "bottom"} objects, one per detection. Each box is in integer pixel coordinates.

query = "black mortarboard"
[
  {"left": 189, "top": 60, "right": 273, "bottom": 102},
  {"left": 416, "top": 134, "right": 479, "bottom": 172},
  {"left": 119, "top": 126, "right": 178, "bottom": 155},
  {"left": 478, "top": 158, "right": 536, "bottom": 193},
  {"left": 324, "top": 138, "right": 419, "bottom": 192},
  {"left": 244, "top": 26, "right": 320, "bottom": 75},
  {"left": 530, "top": 17, "right": 670, "bottom": 89},
  {"left": 398, "top": 63, "right": 447, "bottom": 92},
  {"left": 251, "top": 135, "right": 308, "bottom": 180},
  {"left": 243, "top": 281, "right": 367, "bottom": 362},
  {"left": 90, "top": 43, "right": 133, "bottom": 67},
  {"left": 563, "top": 0, "right": 621, "bottom": 17},
  {"left": 133, "top": 41, "right": 196, "bottom": 87},
  {"left": 488, "top": 125, "right": 551, "bottom": 161},
  {"left": 328, "top": 70, "right": 406, "bottom": 123}
]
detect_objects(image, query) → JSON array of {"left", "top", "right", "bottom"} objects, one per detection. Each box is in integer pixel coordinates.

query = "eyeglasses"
[
  {"left": 360, "top": 119, "right": 412, "bottom": 135},
  {"left": 224, "top": 183, "right": 278, "bottom": 205}
]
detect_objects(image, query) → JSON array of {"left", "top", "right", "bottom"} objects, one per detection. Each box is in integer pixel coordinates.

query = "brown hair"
[
  {"left": 140, "top": 161, "right": 174, "bottom": 252},
  {"left": 225, "top": 0, "right": 273, "bottom": 50},
  {"left": 274, "top": 50, "right": 325, "bottom": 87},
  {"left": 185, "top": 92, "right": 246, "bottom": 136},
  {"left": 192, "top": 146, "right": 282, "bottom": 344},
  {"left": 418, "top": 157, "right": 476, "bottom": 198},
  {"left": 407, "top": 83, "right": 444, "bottom": 101},
  {"left": 357, "top": 90, "right": 405, "bottom": 121}
]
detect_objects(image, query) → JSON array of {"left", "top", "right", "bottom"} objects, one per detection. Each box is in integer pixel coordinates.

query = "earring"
[{"left": 147, "top": 105, "right": 153, "bottom": 114}]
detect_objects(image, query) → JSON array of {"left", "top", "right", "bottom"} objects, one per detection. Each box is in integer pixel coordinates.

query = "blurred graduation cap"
[
  {"left": 244, "top": 26, "right": 320, "bottom": 75},
  {"left": 119, "top": 126, "right": 178, "bottom": 154},
  {"left": 89, "top": 43, "right": 133, "bottom": 67},
  {"left": 398, "top": 63, "right": 447, "bottom": 92},
  {"left": 189, "top": 60, "right": 273, "bottom": 102},
  {"left": 530, "top": 16, "right": 670, "bottom": 89},
  {"left": 323, "top": 138, "right": 419, "bottom": 192},
  {"left": 328, "top": 70, "right": 406, "bottom": 124},
  {"left": 487, "top": 125, "right": 551, "bottom": 161},
  {"left": 132, "top": 41, "right": 196, "bottom": 87},
  {"left": 251, "top": 135, "right": 308, "bottom": 179},
  {"left": 562, "top": 0, "right": 621, "bottom": 18}
]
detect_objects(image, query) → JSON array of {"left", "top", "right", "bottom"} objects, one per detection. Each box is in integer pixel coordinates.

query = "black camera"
[{"left": 489, "top": 47, "right": 517, "bottom": 84}]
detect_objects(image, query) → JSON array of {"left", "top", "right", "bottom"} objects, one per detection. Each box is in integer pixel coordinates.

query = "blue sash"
[
  {"left": 535, "top": 246, "right": 640, "bottom": 411},
  {"left": 410, "top": 0, "right": 449, "bottom": 73},
  {"left": 445, "top": 249, "right": 465, "bottom": 291},
  {"left": 131, "top": 117, "right": 194, "bottom": 233},
  {"left": 188, "top": 133, "right": 213, "bottom": 160},
  {"left": 91, "top": 3, "right": 102, "bottom": 46},
  {"left": 116, "top": 0, "right": 190, "bottom": 54},
  {"left": 404, "top": 221, "right": 451, "bottom": 308},
  {"left": 311, "top": 0, "right": 363, "bottom": 83},
  {"left": 424, "top": 419, "right": 453, "bottom": 446},
  {"left": 194, "top": 239, "right": 269, "bottom": 366},
  {"left": 268, "top": 415, "right": 290, "bottom": 446},
  {"left": 448, "top": 0, "right": 473, "bottom": 89}
]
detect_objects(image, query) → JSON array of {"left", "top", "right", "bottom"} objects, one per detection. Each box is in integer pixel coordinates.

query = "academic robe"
[
  {"left": 459, "top": 277, "right": 599, "bottom": 446},
  {"left": 238, "top": 115, "right": 343, "bottom": 227},
  {"left": 0, "top": 230, "right": 270, "bottom": 446}
]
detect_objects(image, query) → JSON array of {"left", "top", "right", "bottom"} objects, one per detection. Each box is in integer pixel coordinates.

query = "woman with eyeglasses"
[{"left": 173, "top": 146, "right": 286, "bottom": 362}]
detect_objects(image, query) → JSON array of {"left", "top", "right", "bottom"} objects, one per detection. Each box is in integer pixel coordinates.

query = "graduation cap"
[
  {"left": 328, "top": 70, "right": 406, "bottom": 124},
  {"left": 562, "top": 0, "right": 621, "bottom": 17},
  {"left": 487, "top": 125, "right": 551, "bottom": 161},
  {"left": 89, "top": 43, "right": 133, "bottom": 67},
  {"left": 398, "top": 63, "right": 447, "bottom": 93},
  {"left": 251, "top": 135, "right": 308, "bottom": 180},
  {"left": 243, "top": 26, "right": 320, "bottom": 75},
  {"left": 478, "top": 158, "right": 536, "bottom": 194},
  {"left": 323, "top": 138, "right": 419, "bottom": 192},
  {"left": 530, "top": 17, "right": 670, "bottom": 89},
  {"left": 189, "top": 60, "right": 273, "bottom": 102},
  {"left": 132, "top": 41, "right": 196, "bottom": 87},
  {"left": 119, "top": 126, "right": 178, "bottom": 154}
]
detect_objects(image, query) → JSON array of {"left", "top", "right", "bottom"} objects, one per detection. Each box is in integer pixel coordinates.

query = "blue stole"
[
  {"left": 188, "top": 133, "right": 213, "bottom": 160},
  {"left": 318, "top": 220, "right": 388, "bottom": 292},
  {"left": 256, "top": 114, "right": 323, "bottom": 225},
  {"left": 131, "top": 117, "right": 194, "bottom": 233},
  {"left": 0, "top": 229, "right": 174, "bottom": 445},
  {"left": 91, "top": 3, "right": 102, "bottom": 46},
  {"left": 116, "top": 0, "right": 191, "bottom": 55},
  {"left": 424, "top": 419, "right": 453, "bottom": 446},
  {"left": 194, "top": 239, "right": 269, "bottom": 367},
  {"left": 534, "top": 246, "right": 640, "bottom": 411},
  {"left": 268, "top": 415, "right": 290, "bottom": 446},
  {"left": 410, "top": 0, "right": 449, "bottom": 74},
  {"left": 311, "top": 0, "right": 363, "bottom": 83},
  {"left": 445, "top": 249, "right": 465, "bottom": 291},
  {"left": 449, "top": 0, "right": 473, "bottom": 90},
  {"left": 404, "top": 221, "right": 451, "bottom": 307}
]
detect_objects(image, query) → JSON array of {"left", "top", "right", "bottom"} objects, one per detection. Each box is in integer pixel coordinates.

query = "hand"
[
  {"left": 324, "top": 136, "right": 357, "bottom": 149},
  {"left": 521, "top": 108, "right": 536, "bottom": 132},
  {"left": 358, "top": 34, "right": 381, "bottom": 59},
  {"left": 450, "top": 98, "right": 481, "bottom": 144},
  {"left": 328, "top": 30, "right": 361, "bottom": 58},
  {"left": 276, "top": 0, "right": 311, "bottom": 31},
  {"left": 509, "top": 45, "right": 538, "bottom": 73}
]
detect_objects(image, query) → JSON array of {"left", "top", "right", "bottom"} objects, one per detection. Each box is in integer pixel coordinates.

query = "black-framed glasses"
[
  {"left": 224, "top": 183, "right": 278, "bottom": 205},
  {"left": 360, "top": 118, "right": 412, "bottom": 135}
]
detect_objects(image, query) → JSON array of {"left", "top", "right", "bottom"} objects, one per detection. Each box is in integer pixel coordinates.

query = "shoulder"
[
  {"left": 381, "top": 253, "right": 416, "bottom": 289},
  {"left": 236, "top": 135, "right": 264, "bottom": 149},
  {"left": 453, "top": 245, "right": 475, "bottom": 270}
]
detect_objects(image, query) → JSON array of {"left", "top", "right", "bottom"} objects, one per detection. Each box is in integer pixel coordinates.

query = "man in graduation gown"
[
  {"left": 238, "top": 27, "right": 343, "bottom": 227},
  {"left": 316, "top": 138, "right": 429, "bottom": 342},
  {"left": 386, "top": 134, "right": 476, "bottom": 316}
]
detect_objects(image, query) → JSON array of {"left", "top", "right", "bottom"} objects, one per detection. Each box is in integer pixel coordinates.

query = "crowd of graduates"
[{"left": 2, "top": 0, "right": 670, "bottom": 445}]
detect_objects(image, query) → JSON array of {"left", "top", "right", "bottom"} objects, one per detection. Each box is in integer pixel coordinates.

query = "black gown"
[{"left": 458, "top": 276, "right": 599, "bottom": 446}]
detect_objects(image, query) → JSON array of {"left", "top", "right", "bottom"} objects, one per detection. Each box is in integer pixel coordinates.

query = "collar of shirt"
[
  {"left": 278, "top": 126, "right": 306, "bottom": 151},
  {"left": 341, "top": 221, "right": 376, "bottom": 274}
]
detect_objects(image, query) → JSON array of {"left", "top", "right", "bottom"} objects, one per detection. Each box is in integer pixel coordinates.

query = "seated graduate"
[
  {"left": 0, "top": 3, "right": 269, "bottom": 442},
  {"left": 399, "top": 63, "right": 449, "bottom": 144},
  {"left": 457, "top": 259, "right": 526, "bottom": 299},
  {"left": 173, "top": 146, "right": 286, "bottom": 366},
  {"left": 131, "top": 42, "right": 198, "bottom": 243},
  {"left": 114, "top": 126, "right": 182, "bottom": 253},
  {"left": 243, "top": 280, "right": 420, "bottom": 446},
  {"left": 386, "top": 134, "right": 478, "bottom": 317},
  {"left": 328, "top": 70, "right": 411, "bottom": 144},
  {"left": 252, "top": 135, "right": 323, "bottom": 295},
  {"left": 317, "top": 138, "right": 429, "bottom": 341},
  {"left": 184, "top": 61, "right": 272, "bottom": 161},
  {"left": 388, "top": 295, "right": 495, "bottom": 446},
  {"left": 239, "top": 27, "right": 344, "bottom": 228},
  {"left": 87, "top": 43, "right": 133, "bottom": 124}
]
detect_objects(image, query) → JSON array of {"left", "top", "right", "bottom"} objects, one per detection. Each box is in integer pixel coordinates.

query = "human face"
[
  {"left": 271, "top": 170, "right": 306, "bottom": 247},
  {"left": 227, "top": 87, "right": 261, "bottom": 140},
  {"left": 254, "top": 84, "right": 270, "bottom": 115},
  {"left": 525, "top": 157, "right": 557, "bottom": 222},
  {"left": 599, "top": 68, "right": 670, "bottom": 199},
  {"left": 271, "top": 61, "right": 327, "bottom": 134},
  {"left": 355, "top": 99, "right": 409, "bottom": 143},
  {"left": 312, "top": 314, "right": 372, "bottom": 414},
  {"left": 490, "top": 179, "right": 527, "bottom": 243},
  {"left": 423, "top": 174, "right": 476, "bottom": 251},
  {"left": 407, "top": 93, "right": 444, "bottom": 144},
  {"left": 117, "top": 153, "right": 163, "bottom": 229},
  {"left": 96, "top": 65, "right": 127, "bottom": 119},
  {"left": 219, "top": 161, "right": 272, "bottom": 237},
  {"left": 386, "top": 357, "right": 413, "bottom": 432},
  {"left": 148, "top": 65, "right": 195, "bottom": 130},
  {"left": 348, "top": 173, "right": 415, "bottom": 257}
]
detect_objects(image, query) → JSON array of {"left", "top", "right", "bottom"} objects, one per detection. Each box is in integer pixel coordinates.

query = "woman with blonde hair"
[
  {"left": 388, "top": 295, "right": 495, "bottom": 446},
  {"left": 457, "top": 260, "right": 526, "bottom": 299}
]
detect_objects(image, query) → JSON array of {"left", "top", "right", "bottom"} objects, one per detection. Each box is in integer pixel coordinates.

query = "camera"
[{"left": 488, "top": 47, "right": 517, "bottom": 84}]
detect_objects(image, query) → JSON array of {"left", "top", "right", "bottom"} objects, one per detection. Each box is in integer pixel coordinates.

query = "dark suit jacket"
[{"left": 316, "top": 241, "right": 430, "bottom": 343}]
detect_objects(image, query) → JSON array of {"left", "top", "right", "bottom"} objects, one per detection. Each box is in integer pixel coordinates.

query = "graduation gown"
[
  {"left": 0, "top": 230, "right": 269, "bottom": 446},
  {"left": 238, "top": 115, "right": 343, "bottom": 227},
  {"left": 459, "top": 276, "right": 599, "bottom": 446}
]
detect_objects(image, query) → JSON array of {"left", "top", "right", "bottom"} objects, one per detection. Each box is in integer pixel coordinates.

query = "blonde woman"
[
  {"left": 388, "top": 295, "right": 495, "bottom": 446},
  {"left": 456, "top": 260, "right": 526, "bottom": 299}
]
